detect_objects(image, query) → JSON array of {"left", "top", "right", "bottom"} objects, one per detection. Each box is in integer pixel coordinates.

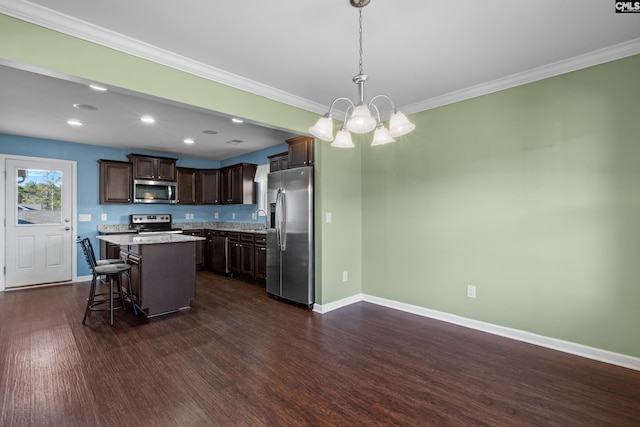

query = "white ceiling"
[{"left": 1, "top": 0, "right": 639, "bottom": 160}]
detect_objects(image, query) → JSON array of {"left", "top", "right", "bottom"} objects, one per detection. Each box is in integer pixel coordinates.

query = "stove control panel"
[{"left": 130, "top": 214, "right": 172, "bottom": 224}]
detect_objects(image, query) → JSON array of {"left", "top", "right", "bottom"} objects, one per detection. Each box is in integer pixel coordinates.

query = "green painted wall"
[
  {"left": 362, "top": 54, "right": 640, "bottom": 357},
  {"left": 315, "top": 136, "right": 363, "bottom": 304}
]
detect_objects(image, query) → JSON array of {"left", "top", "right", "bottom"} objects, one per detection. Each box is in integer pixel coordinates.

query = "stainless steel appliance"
[
  {"left": 129, "top": 214, "right": 182, "bottom": 234},
  {"left": 132, "top": 179, "right": 177, "bottom": 204},
  {"left": 209, "top": 231, "right": 229, "bottom": 274},
  {"left": 266, "top": 166, "right": 314, "bottom": 308}
]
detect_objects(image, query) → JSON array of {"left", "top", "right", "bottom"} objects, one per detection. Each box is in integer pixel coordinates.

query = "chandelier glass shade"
[{"left": 309, "top": 0, "right": 415, "bottom": 147}]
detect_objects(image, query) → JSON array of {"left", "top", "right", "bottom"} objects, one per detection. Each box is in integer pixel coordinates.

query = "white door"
[{"left": 5, "top": 158, "right": 74, "bottom": 288}]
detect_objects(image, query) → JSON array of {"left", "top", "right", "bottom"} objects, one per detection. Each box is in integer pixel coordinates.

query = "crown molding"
[
  {"left": 0, "top": 0, "right": 328, "bottom": 115},
  {"left": 402, "top": 38, "right": 640, "bottom": 115},
  {"left": 2, "top": 1, "right": 639, "bottom": 117}
]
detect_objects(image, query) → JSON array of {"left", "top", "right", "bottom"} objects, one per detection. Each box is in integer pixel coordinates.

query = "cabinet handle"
[{"left": 260, "top": 247, "right": 266, "bottom": 251}]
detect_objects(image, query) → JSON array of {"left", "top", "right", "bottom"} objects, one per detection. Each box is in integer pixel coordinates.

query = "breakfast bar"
[{"left": 97, "top": 233, "right": 206, "bottom": 317}]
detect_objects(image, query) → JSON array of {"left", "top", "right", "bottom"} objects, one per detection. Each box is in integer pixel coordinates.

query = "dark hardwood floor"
[{"left": 1, "top": 272, "right": 639, "bottom": 426}]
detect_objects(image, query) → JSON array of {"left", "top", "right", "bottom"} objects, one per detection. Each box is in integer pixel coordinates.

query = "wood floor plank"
[{"left": 0, "top": 272, "right": 639, "bottom": 426}]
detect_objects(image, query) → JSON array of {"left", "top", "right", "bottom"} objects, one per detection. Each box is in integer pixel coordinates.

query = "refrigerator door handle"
[
  {"left": 275, "top": 188, "right": 284, "bottom": 250},
  {"left": 280, "top": 191, "right": 287, "bottom": 251},
  {"left": 275, "top": 189, "right": 281, "bottom": 250}
]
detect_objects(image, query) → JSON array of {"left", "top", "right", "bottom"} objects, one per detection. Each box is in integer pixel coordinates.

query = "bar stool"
[{"left": 78, "top": 237, "right": 132, "bottom": 326}]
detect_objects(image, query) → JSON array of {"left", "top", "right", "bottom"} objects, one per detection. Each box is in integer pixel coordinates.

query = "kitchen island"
[{"left": 97, "top": 233, "right": 206, "bottom": 318}]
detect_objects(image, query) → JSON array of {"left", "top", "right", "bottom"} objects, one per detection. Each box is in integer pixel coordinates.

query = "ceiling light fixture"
[
  {"left": 67, "top": 119, "right": 83, "bottom": 126},
  {"left": 73, "top": 103, "right": 98, "bottom": 111},
  {"left": 140, "top": 116, "right": 156, "bottom": 124},
  {"left": 309, "top": 0, "right": 415, "bottom": 148},
  {"left": 89, "top": 84, "right": 107, "bottom": 92},
  {"left": 231, "top": 118, "right": 244, "bottom": 124},
  {"left": 183, "top": 138, "right": 195, "bottom": 144}
]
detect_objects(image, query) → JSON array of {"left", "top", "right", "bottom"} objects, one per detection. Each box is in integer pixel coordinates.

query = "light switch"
[
  {"left": 79, "top": 214, "right": 91, "bottom": 222},
  {"left": 101, "top": 213, "right": 107, "bottom": 221},
  {"left": 214, "top": 213, "right": 219, "bottom": 219},
  {"left": 326, "top": 212, "right": 332, "bottom": 223}
]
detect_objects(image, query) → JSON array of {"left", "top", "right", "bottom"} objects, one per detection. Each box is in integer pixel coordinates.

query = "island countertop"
[{"left": 97, "top": 233, "right": 206, "bottom": 246}]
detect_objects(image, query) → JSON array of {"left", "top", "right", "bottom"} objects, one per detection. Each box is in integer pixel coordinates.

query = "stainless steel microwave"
[{"left": 132, "top": 179, "right": 177, "bottom": 204}]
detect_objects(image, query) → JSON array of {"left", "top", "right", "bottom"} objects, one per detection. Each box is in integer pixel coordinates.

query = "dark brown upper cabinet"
[
  {"left": 287, "top": 136, "right": 314, "bottom": 168},
  {"left": 200, "top": 169, "right": 221, "bottom": 205},
  {"left": 220, "top": 163, "right": 257, "bottom": 205},
  {"left": 127, "top": 154, "right": 177, "bottom": 181},
  {"left": 177, "top": 167, "right": 198, "bottom": 204},
  {"left": 268, "top": 152, "right": 289, "bottom": 172},
  {"left": 98, "top": 159, "right": 132, "bottom": 204}
]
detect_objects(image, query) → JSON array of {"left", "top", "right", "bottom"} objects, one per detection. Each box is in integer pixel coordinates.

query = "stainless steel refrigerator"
[{"left": 266, "top": 166, "right": 314, "bottom": 308}]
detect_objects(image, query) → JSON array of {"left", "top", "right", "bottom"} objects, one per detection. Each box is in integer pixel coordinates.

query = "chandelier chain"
[{"left": 358, "top": 7, "right": 364, "bottom": 75}]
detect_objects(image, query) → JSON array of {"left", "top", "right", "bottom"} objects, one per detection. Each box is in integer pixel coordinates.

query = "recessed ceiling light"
[
  {"left": 231, "top": 118, "right": 244, "bottom": 124},
  {"left": 73, "top": 103, "right": 98, "bottom": 111},
  {"left": 140, "top": 116, "right": 156, "bottom": 124},
  {"left": 67, "top": 119, "right": 83, "bottom": 126},
  {"left": 202, "top": 130, "right": 218, "bottom": 135},
  {"left": 89, "top": 84, "right": 107, "bottom": 92},
  {"left": 183, "top": 138, "right": 195, "bottom": 144},
  {"left": 226, "top": 139, "right": 243, "bottom": 145}
]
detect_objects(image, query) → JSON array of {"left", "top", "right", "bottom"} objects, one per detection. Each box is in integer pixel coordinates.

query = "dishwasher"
[{"left": 210, "top": 232, "right": 229, "bottom": 274}]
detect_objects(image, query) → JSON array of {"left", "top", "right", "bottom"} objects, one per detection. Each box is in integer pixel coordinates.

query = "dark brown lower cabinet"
[
  {"left": 126, "top": 252, "right": 141, "bottom": 306},
  {"left": 225, "top": 231, "right": 264, "bottom": 282},
  {"left": 254, "top": 234, "right": 266, "bottom": 281},
  {"left": 120, "top": 242, "right": 196, "bottom": 317},
  {"left": 228, "top": 232, "right": 240, "bottom": 274},
  {"left": 100, "top": 240, "right": 122, "bottom": 261},
  {"left": 239, "top": 233, "right": 254, "bottom": 276},
  {"left": 183, "top": 230, "right": 205, "bottom": 269}
]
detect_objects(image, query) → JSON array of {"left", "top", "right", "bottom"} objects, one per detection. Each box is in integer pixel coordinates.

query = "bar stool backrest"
[{"left": 77, "top": 237, "right": 98, "bottom": 273}]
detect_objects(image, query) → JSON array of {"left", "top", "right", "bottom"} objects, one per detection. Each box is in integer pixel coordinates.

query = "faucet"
[{"left": 255, "top": 209, "right": 268, "bottom": 228}]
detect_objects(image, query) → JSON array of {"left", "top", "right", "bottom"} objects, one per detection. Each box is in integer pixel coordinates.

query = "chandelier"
[{"left": 309, "top": 0, "right": 415, "bottom": 148}]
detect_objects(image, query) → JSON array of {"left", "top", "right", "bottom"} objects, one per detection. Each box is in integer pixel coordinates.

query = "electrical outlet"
[
  {"left": 342, "top": 271, "right": 348, "bottom": 282},
  {"left": 252, "top": 213, "right": 257, "bottom": 220},
  {"left": 232, "top": 213, "right": 236, "bottom": 219},
  {"left": 467, "top": 285, "right": 477, "bottom": 299},
  {"left": 214, "top": 213, "right": 219, "bottom": 219},
  {"left": 78, "top": 214, "right": 91, "bottom": 222},
  {"left": 326, "top": 212, "right": 332, "bottom": 223},
  {"left": 101, "top": 213, "right": 107, "bottom": 221},
  {"left": 185, "top": 213, "right": 190, "bottom": 219},
  {"left": 189, "top": 213, "right": 194, "bottom": 219}
]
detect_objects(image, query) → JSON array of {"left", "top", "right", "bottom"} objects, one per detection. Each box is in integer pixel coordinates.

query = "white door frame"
[{"left": 0, "top": 154, "right": 78, "bottom": 291}]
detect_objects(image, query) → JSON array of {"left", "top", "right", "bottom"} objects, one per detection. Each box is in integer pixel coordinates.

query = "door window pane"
[{"left": 17, "top": 169, "right": 62, "bottom": 225}]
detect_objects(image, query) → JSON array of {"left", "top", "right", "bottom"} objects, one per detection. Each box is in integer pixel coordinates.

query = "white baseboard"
[
  {"left": 313, "top": 293, "right": 364, "bottom": 314},
  {"left": 76, "top": 275, "right": 92, "bottom": 283},
  {"left": 314, "top": 293, "right": 640, "bottom": 371}
]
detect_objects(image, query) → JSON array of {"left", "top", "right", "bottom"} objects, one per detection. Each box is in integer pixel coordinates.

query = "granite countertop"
[
  {"left": 97, "top": 233, "right": 206, "bottom": 246},
  {"left": 98, "top": 222, "right": 267, "bottom": 235}
]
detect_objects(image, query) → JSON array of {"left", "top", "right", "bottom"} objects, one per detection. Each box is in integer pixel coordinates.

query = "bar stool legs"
[
  {"left": 78, "top": 237, "right": 131, "bottom": 326},
  {"left": 82, "top": 270, "right": 129, "bottom": 326}
]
